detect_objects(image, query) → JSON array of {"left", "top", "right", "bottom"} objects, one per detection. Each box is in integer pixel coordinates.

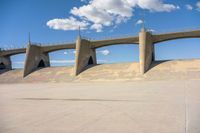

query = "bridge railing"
[
  {"left": 1, "top": 27, "right": 200, "bottom": 52},
  {"left": 0, "top": 41, "right": 76, "bottom": 52},
  {"left": 81, "top": 34, "right": 135, "bottom": 41},
  {"left": 150, "top": 27, "right": 200, "bottom": 34},
  {"left": 0, "top": 45, "right": 27, "bottom": 51},
  {"left": 34, "top": 41, "right": 75, "bottom": 47}
]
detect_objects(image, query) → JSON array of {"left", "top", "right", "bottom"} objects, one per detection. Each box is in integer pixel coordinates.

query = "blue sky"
[{"left": 0, "top": 0, "right": 200, "bottom": 68}]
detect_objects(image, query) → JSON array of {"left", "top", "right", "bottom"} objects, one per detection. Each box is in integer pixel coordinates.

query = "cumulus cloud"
[
  {"left": 47, "top": 0, "right": 178, "bottom": 32},
  {"left": 97, "top": 49, "right": 110, "bottom": 55},
  {"left": 185, "top": 4, "right": 193, "bottom": 10},
  {"left": 136, "top": 19, "right": 144, "bottom": 25},
  {"left": 137, "top": 0, "right": 178, "bottom": 12},
  {"left": 46, "top": 16, "right": 89, "bottom": 31},
  {"left": 197, "top": 1, "right": 200, "bottom": 11},
  {"left": 90, "top": 24, "right": 103, "bottom": 32}
]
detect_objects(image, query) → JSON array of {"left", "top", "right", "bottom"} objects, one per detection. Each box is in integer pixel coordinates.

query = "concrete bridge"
[{"left": 0, "top": 29, "right": 200, "bottom": 77}]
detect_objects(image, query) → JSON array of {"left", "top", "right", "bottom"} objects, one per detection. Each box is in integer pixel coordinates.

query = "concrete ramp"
[
  {"left": 76, "top": 63, "right": 140, "bottom": 81},
  {"left": 0, "top": 59, "right": 200, "bottom": 83},
  {"left": 77, "top": 59, "right": 200, "bottom": 81}
]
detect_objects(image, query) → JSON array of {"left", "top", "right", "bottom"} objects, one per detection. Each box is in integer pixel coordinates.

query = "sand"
[{"left": 0, "top": 80, "right": 200, "bottom": 133}]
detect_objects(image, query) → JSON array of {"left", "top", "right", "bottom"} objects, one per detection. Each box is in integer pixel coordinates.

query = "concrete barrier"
[
  {"left": 23, "top": 44, "right": 50, "bottom": 77},
  {"left": 74, "top": 36, "right": 97, "bottom": 75},
  {"left": 139, "top": 28, "right": 154, "bottom": 74}
]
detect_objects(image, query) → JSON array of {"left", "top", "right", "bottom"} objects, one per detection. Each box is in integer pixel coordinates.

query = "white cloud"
[
  {"left": 147, "top": 29, "right": 156, "bottom": 32},
  {"left": 197, "top": 1, "right": 200, "bottom": 11},
  {"left": 47, "top": 0, "right": 179, "bottom": 32},
  {"left": 186, "top": 4, "right": 193, "bottom": 10},
  {"left": 46, "top": 16, "right": 89, "bottom": 31},
  {"left": 137, "top": 0, "right": 178, "bottom": 12},
  {"left": 50, "top": 60, "right": 75, "bottom": 64},
  {"left": 176, "top": 6, "right": 180, "bottom": 10},
  {"left": 97, "top": 49, "right": 110, "bottom": 55},
  {"left": 136, "top": 19, "right": 144, "bottom": 25},
  {"left": 50, "top": 59, "right": 109, "bottom": 64},
  {"left": 81, "top": 0, "right": 88, "bottom": 3},
  {"left": 13, "top": 61, "right": 24, "bottom": 65},
  {"left": 70, "top": 4, "right": 113, "bottom": 27},
  {"left": 97, "top": 59, "right": 109, "bottom": 63},
  {"left": 90, "top": 24, "right": 103, "bottom": 32},
  {"left": 63, "top": 50, "right": 76, "bottom": 55},
  {"left": 63, "top": 51, "right": 68, "bottom": 55}
]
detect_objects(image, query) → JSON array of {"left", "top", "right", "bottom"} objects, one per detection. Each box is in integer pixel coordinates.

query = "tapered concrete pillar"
[
  {"left": 23, "top": 44, "right": 50, "bottom": 77},
  {"left": 74, "top": 36, "right": 97, "bottom": 76},
  {"left": 139, "top": 28, "right": 154, "bottom": 74},
  {"left": 0, "top": 56, "right": 11, "bottom": 70}
]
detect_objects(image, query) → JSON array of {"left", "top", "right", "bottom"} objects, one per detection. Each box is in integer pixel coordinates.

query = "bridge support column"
[
  {"left": 74, "top": 37, "right": 97, "bottom": 76},
  {"left": 0, "top": 56, "right": 11, "bottom": 70},
  {"left": 23, "top": 44, "right": 50, "bottom": 77},
  {"left": 139, "top": 29, "right": 154, "bottom": 74}
]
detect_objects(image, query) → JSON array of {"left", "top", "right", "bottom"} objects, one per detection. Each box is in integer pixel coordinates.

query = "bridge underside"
[
  {"left": 91, "top": 37, "right": 139, "bottom": 49},
  {"left": 153, "top": 30, "right": 200, "bottom": 43}
]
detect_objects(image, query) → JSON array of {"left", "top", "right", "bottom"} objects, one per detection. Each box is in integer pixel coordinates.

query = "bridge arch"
[
  {"left": 48, "top": 49, "right": 75, "bottom": 67},
  {"left": 153, "top": 30, "right": 200, "bottom": 44},
  {"left": 91, "top": 37, "right": 139, "bottom": 49},
  {"left": 95, "top": 44, "right": 139, "bottom": 65},
  {"left": 93, "top": 42, "right": 139, "bottom": 49},
  {"left": 10, "top": 53, "right": 26, "bottom": 69}
]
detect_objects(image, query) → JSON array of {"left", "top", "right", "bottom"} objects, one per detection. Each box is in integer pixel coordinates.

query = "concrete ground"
[{"left": 0, "top": 80, "right": 200, "bottom": 133}]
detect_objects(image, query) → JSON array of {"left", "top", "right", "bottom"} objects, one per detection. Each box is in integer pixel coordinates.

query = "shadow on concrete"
[
  {"left": 148, "top": 60, "right": 170, "bottom": 71},
  {"left": 83, "top": 64, "right": 102, "bottom": 72},
  {"left": 0, "top": 69, "right": 11, "bottom": 75}
]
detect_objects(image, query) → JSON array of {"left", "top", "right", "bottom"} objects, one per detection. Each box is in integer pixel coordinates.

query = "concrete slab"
[{"left": 0, "top": 80, "right": 199, "bottom": 133}]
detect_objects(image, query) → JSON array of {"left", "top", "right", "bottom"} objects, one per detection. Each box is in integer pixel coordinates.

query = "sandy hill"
[{"left": 0, "top": 59, "right": 200, "bottom": 83}]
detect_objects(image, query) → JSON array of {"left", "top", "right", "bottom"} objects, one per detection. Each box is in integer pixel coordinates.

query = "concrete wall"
[
  {"left": 0, "top": 56, "right": 11, "bottom": 70},
  {"left": 139, "top": 29, "right": 154, "bottom": 74},
  {"left": 74, "top": 37, "right": 97, "bottom": 75},
  {"left": 23, "top": 44, "right": 50, "bottom": 77}
]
